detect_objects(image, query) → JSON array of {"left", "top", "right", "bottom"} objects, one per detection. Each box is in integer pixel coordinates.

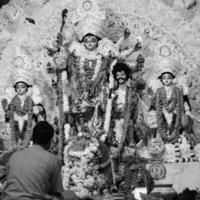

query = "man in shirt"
[{"left": 1, "top": 121, "right": 78, "bottom": 200}]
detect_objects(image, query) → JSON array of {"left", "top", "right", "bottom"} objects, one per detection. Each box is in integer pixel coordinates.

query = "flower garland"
[
  {"left": 61, "top": 71, "right": 70, "bottom": 113},
  {"left": 117, "top": 86, "right": 137, "bottom": 152},
  {"left": 10, "top": 95, "right": 33, "bottom": 116},
  {"left": 89, "top": 59, "right": 107, "bottom": 100},
  {"left": 104, "top": 78, "right": 138, "bottom": 151},
  {"left": 76, "top": 53, "right": 102, "bottom": 82},
  {"left": 78, "top": 56, "right": 85, "bottom": 74},
  {"left": 155, "top": 86, "right": 182, "bottom": 142},
  {"left": 8, "top": 95, "right": 33, "bottom": 147},
  {"left": 103, "top": 59, "right": 116, "bottom": 137},
  {"left": 72, "top": 53, "right": 106, "bottom": 132},
  {"left": 62, "top": 137, "right": 105, "bottom": 197},
  {"left": 23, "top": 96, "right": 33, "bottom": 148},
  {"left": 100, "top": 87, "right": 108, "bottom": 130},
  {"left": 91, "top": 55, "right": 102, "bottom": 81}
]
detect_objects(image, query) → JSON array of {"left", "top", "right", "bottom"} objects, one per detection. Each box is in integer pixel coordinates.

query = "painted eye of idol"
[
  {"left": 16, "top": 82, "right": 27, "bottom": 89},
  {"left": 83, "top": 36, "right": 98, "bottom": 43}
]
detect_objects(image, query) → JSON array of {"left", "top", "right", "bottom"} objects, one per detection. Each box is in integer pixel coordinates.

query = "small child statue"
[{"left": 2, "top": 70, "right": 42, "bottom": 149}]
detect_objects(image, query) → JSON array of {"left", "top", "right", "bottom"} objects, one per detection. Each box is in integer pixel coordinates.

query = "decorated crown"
[
  {"left": 156, "top": 58, "right": 177, "bottom": 79},
  {"left": 11, "top": 47, "right": 37, "bottom": 86},
  {"left": 157, "top": 67, "right": 176, "bottom": 79},
  {"left": 74, "top": 17, "right": 106, "bottom": 40},
  {"left": 11, "top": 48, "right": 36, "bottom": 86},
  {"left": 73, "top": 0, "right": 106, "bottom": 40},
  {"left": 12, "top": 68, "right": 34, "bottom": 86}
]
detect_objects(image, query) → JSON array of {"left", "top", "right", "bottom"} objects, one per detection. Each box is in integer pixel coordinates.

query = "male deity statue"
[{"left": 95, "top": 61, "right": 146, "bottom": 191}]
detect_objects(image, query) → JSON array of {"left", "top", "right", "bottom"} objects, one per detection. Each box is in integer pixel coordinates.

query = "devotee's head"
[
  {"left": 82, "top": 33, "right": 101, "bottom": 51},
  {"left": 14, "top": 81, "right": 30, "bottom": 96},
  {"left": 32, "top": 121, "right": 54, "bottom": 150},
  {"left": 112, "top": 62, "right": 131, "bottom": 85}
]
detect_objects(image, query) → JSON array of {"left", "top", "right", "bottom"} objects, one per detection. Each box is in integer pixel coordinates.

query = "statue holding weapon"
[{"left": 46, "top": 8, "right": 68, "bottom": 162}]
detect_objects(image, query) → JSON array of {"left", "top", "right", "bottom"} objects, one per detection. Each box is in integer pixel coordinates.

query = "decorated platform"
[{"left": 1, "top": 0, "right": 200, "bottom": 200}]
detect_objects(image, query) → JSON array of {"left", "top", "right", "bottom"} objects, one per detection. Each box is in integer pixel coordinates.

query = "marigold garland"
[
  {"left": 8, "top": 95, "right": 33, "bottom": 147},
  {"left": 118, "top": 85, "right": 138, "bottom": 152},
  {"left": 155, "top": 86, "right": 182, "bottom": 142},
  {"left": 62, "top": 137, "right": 105, "bottom": 197},
  {"left": 105, "top": 78, "right": 138, "bottom": 152},
  {"left": 72, "top": 54, "right": 106, "bottom": 132}
]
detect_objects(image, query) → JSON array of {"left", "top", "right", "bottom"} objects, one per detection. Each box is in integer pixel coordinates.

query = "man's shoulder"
[
  {"left": 10, "top": 146, "right": 58, "bottom": 161},
  {"left": 45, "top": 151, "right": 59, "bottom": 161},
  {"left": 33, "top": 147, "right": 60, "bottom": 165},
  {"left": 44, "top": 151, "right": 61, "bottom": 169}
]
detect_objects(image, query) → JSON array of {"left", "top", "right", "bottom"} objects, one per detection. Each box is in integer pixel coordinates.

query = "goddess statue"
[
  {"left": 51, "top": 0, "right": 144, "bottom": 196},
  {"left": 1, "top": 68, "right": 43, "bottom": 149},
  {"left": 148, "top": 60, "right": 192, "bottom": 144},
  {"left": 48, "top": 0, "right": 142, "bottom": 139}
]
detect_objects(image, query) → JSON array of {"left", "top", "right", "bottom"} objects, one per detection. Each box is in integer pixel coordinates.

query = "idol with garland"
[
  {"left": 110, "top": 62, "right": 145, "bottom": 149},
  {"left": 66, "top": 27, "right": 140, "bottom": 136},
  {"left": 99, "top": 62, "right": 146, "bottom": 188},
  {"left": 149, "top": 66, "right": 183, "bottom": 143},
  {"left": 1, "top": 69, "right": 43, "bottom": 148},
  {"left": 48, "top": 0, "right": 142, "bottom": 138}
]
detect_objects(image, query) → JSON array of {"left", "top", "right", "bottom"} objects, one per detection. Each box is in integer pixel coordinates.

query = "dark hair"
[
  {"left": 81, "top": 33, "right": 101, "bottom": 43},
  {"left": 13, "top": 81, "right": 31, "bottom": 92},
  {"left": 158, "top": 72, "right": 175, "bottom": 80},
  {"left": 112, "top": 62, "right": 132, "bottom": 81},
  {"left": 32, "top": 121, "right": 54, "bottom": 145}
]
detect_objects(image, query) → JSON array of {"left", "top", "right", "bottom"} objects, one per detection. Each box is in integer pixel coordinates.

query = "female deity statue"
[
  {"left": 149, "top": 66, "right": 183, "bottom": 143},
  {"left": 49, "top": 0, "right": 142, "bottom": 138},
  {"left": 56, "top": 0, "right": 145, "bottom": 195},
  {"left": 1, "top": 69, "right": 43, "bottom": 148}
]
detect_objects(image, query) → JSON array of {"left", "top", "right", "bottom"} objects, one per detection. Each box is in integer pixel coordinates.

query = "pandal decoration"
[
  {"left": 148, "top": 162, "right": 166, "bottom": 180},
  {"left": 120, "top": 164, "right": 154, "bottom": 200}
]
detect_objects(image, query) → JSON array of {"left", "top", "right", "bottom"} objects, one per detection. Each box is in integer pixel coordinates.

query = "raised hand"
[
  {"left": 124, "top": 27, "right": 131, "bottom": 39},
  {"left": 134, "top": 41, "right": 142, "bottom": 51},
  {"left": 136, "top": 54, "right": 145, "bottom": 70},
  {"left": 2, "top": 99, "right": 8, "bottom": 111},
  {"left": 56, "top": 33, "right": 63, "bottom": 47}
]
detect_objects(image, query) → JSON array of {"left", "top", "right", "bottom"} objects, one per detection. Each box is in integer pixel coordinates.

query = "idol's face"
[
  {"left": 15, "top": 82, "right": 28, "bottom": 95},
  {"left": 116, "top": 70, "right": 127, "bottom": 85},
  {"left": 161, "top": 73, "right": 173, "bottom": 86},
  {"left": 83, "top": 35, "right": 98, "bottom": 51}
]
